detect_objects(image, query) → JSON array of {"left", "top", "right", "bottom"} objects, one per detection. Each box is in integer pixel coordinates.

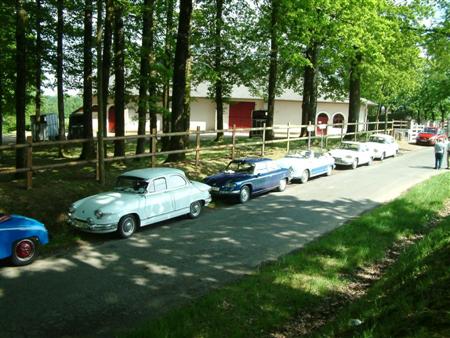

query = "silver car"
[{"left": 68, "top": 168, "right": 211, "bottom": 238}]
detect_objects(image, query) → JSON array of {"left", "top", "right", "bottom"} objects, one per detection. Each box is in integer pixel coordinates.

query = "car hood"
[
  {"left": 0, "top": 214, "right": 46, "bottom": 231},
  {"left": 191, "top": 180, "right": 211, "bottom": 192},
  {"left": 204, "top": 172, "right": 251, "bottom": 187},
  {"left": 73, "top": 191, "right": 141, "bottom": 216},
  {"left": 329, "top": 149, "right": 356, "bottom": 157},
  {"left": 417, "top": 133, "right": 435, "bottom": 139}
]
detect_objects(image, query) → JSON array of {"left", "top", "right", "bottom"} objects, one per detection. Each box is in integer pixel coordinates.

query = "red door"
[
  {"left": 108, "top": 106, "right": 116, "bottom": 133},
  {"left": 229, "top": 102, "right": 255, "bottom": 128},
  {"left": 316, "top": 113, "right": 329, "bottom": 135}
]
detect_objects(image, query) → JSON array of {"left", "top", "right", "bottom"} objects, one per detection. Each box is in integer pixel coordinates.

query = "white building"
[{"left": 81, "top": 82, "right": 375, "bottom": 135}]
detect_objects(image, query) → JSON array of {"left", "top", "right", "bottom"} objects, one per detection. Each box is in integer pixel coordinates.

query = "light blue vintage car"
[
  {"left": 276, "top": 150, "right": 335, "bottom": 183},
  {"left": 68, "top": 168, "right": 212, "bottom": 238}
]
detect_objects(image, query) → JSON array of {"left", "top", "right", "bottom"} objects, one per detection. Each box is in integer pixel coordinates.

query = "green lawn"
[{"left": 121, "top": 172, "right": 450, "bottom": 338}]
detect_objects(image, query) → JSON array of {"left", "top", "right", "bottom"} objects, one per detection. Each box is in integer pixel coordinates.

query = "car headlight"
[
  {"left": 345, "top": 155, "right": 353, "bottom": 159},
  {"left": 69, "top": 205, "right": 75, "bottom": 214},
  {"left": 87, "top": 217, "right": 95, "bottom": 225},
  {"left": 373, "top": 149, "right": 379, "bottom": 153},
  {"left": 224, "top": 181, "right": 235, "bottom": 188},
  {"left": 95, "top": 209, "right": 104, "bottom": 219}
]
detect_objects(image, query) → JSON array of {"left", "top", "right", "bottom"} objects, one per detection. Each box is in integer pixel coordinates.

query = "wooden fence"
[{"left": 0, "top": 120, "right": 399, "bottom": 189}]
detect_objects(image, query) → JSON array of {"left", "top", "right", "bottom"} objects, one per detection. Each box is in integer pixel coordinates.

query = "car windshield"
[
  {"left": 114, "top": 176, "right": 148, "bottom": 193},
  {"left": 225, "top": 161, "right": 255, "bottom": 174},
  {"left": 287, "top": 151, "right": 313, "bottom": 159},
  {"left": 368, "top": 136, "right": 386, "bottom": 144},
  {"left": 339, "top": 143, "right": 359, "bottom": 151},
  {"left": 423, "top": 128, "right": 437, "bottom": 134}
]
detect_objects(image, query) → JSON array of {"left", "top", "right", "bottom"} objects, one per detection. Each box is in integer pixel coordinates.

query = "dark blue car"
[
  {"left": 204, "top": 157, "right": 290, "bottom": 203},
  {"left": 0, "top": 214, "right": 49, "bottom": 266}
]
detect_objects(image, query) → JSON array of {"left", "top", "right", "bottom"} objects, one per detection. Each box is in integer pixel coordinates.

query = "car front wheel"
[
  {"left": 11, "top": 238, "right": 37, "bottom": 266},
  {"left": 300, "top": 170, "right": 309, "bottom": 184},
  {"left": 277, "top": 178, "right": 287, "bottom": 192},
  {"left": 239, "top": 186, "right": 251, "bottom": 203},
  {"left": 117, "top": 214, "right": 137, "bottom": 239},
  {"left": 326, "top": 165, "right": 333, "bottom": 176},
  {"left": 188, "top": 201, "right": 202, "bottom": 218},
  {"left": 367, "top": 157, "right": 373, "bottom": 166},
  {"left": 351, "top": 159, "right": 358, "bottom": 169},
  {"left": 380, "top": 152, "right": 385, "bottom": 161}
]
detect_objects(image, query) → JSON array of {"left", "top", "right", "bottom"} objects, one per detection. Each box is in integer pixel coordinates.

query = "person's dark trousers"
[
  {"left": 447, "top": 151, "right": 450, "bottom": 169},
  {"left": 435, "top": 153, "right": 443, "bottom": 169}
]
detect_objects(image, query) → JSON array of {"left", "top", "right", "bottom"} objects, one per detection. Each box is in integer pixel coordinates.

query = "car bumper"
[
  {"left": 416, "top": 139, "right": 434, "bottom": 145},
  {"left": 210, "top": 187, "right": 240, "bottom": 195},
  {"left": 334, "top": 158, "right": 354, "bottom": 166},
  {"left": 68, "top": 218, "right": 118, "bottom": 234}
]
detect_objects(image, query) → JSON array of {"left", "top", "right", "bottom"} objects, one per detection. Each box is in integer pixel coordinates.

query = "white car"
[
  {"left": 329, "top": 142, "right": 373, "bottom": 169},
  {"left": 365, "top": 134, "right": 399, "bottom": 160},
  {"left": 68, "top": 168, "right": 212, "bottom": 238},
  {"left": 276, "top": 150, "right": 335, "bottom": 183}
]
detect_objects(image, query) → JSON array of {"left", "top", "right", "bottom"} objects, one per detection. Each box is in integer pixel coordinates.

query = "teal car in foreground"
[
  {"left": 204, "top": 158, "right": 290, "bottom": 203},
  {"left": 68, "top": 168, "right": 212, "bottom": 238}
]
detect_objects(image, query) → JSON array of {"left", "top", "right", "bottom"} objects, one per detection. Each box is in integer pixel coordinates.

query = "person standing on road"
[
  {"left": 447, "top": 139, "right": 450, "bottom": 169},
  {"left": 434, "top": 138, "right": 445, "bottom": 169}
]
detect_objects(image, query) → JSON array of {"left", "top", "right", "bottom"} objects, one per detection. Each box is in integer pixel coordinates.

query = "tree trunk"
[
  {"left": 35, "top": 0, "right": 42, "bottom": 134},
  {"left": 96, "top": 0, "right": 105, "bottom": 183},
  {"left": 266, "top": 0, "right": 279, "bottom": 141},
  {"left": 81, "top": 0, "right": 94, "bottom": 159},
  {"left": 101, "top": 0, "right": 113, "bottom": 141},
  {"left": 182, "top": 57, "right": 192, "bottom": 145},
  {"left": 136, "top": 0, "right": 155, "bottom": 155},
  {"left": 166, "top": 0, "right": 193, "bottom": 162},
  {"left": 300, "top": 42, "right": 319, "bottom": 136},
  {"left": 347, "top": 53, "right": 362, "bottom": 137},
  {"left": 162, "top": 0, "right": 174, "bottom": 151},
  {"left": 15, "top": 0, "right": 27, "bottom": 171},
  {"left": 0, "top": 76, "right": 3, "bottom": 149},
  {"left": 57, "top": 0, "right": 65, "bottom": 157},
  {"left": 214, "top": 0, "right": 224, "bottom": 142},
  {"left": 113, "top": 1, "right": 125, "bottom": 157}
]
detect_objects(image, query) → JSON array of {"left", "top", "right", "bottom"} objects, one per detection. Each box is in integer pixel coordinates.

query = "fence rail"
[{"left": 0, "top": 120, "right": 400, "bottom": 189}]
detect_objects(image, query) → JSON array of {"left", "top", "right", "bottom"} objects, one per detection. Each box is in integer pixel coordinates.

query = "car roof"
[
  {"left": 121, "top": 168, "right": 185, "bottom": 180},
  {"left": 233, "top": 157, "right": 272, "bottom": 164},
  {"left": 370, "top": 134, "right": 391, "bottom": 138}
]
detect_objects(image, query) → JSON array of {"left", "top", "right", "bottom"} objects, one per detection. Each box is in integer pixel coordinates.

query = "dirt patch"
[{"left": 270, "top": 199, "right": 450, "bottom": 338}]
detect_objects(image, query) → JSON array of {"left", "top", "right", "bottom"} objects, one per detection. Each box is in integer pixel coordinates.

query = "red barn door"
[{"left": 229, "top": 102, "right": 255, "bottom": 129}]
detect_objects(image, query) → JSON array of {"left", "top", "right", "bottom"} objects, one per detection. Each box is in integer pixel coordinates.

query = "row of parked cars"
[{"left": 1, "top": 134, "right": 400, "bottom": 266}]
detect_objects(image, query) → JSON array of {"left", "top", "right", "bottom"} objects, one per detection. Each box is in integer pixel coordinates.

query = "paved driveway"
[{"left": 0, "top": 146, "right": 444, "bottom": 337}]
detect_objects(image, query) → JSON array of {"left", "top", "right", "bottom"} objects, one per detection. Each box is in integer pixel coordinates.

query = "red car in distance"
[{"left": 416, "top": 127, "right": 448, "bottom": 145}]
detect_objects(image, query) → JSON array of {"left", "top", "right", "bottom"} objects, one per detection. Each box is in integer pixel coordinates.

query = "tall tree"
[
  {"left": 136, "top": 0, "right": 155, "bottom": 155},
  {"left": 81, "top": 0, "right": 94, "bottom": 159},
  {"left": 34, "top": 0, "right": 42, "bottom": 130},
  {"left": 15, "top": 0, "right": 27, "bottom": 171},
  {"left": 166, "top": 0, "right": 193, "bottom": 162},
  {"left": 113, "top": 1, "right": 125, "bottom": 157},
  {"left": 56, "top": 0, "right": 65, "bottom": 155},
  {"left": 161, "top": 0, "right": 175, "bottom": 152},
  {"left": 300, "top": 42, "right": 319, "bottom": 135},
  {"left": 101, "top": 0, "right": 113, "bottom": 140},
  {"left": 213, "top": 0, "right": 224, "bottom": 141},
  {"left": 266, "top": 0, "right": 279, "bottom": 141}
]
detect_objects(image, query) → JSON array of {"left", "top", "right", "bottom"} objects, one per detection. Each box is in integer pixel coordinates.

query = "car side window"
[
  {"left": 153, "top": 178, "right": 167, "bottom": 192},
  {"left": 167, "top": 175, "right": 187, "bottom": 189},
  {"left": 255, "top": 163, "right": 268, "bottom": 175}
]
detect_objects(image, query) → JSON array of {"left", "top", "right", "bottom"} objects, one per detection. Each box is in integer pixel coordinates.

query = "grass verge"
[
  {"left": 122, "top": 172, "right": 450, "bottom": 338},
  {"left": 313, "top": 212, "right": 450, "bottom": 337}
]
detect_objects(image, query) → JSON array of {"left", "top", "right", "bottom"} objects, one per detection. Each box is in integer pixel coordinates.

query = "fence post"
[
  {"left": 286, "top": 122, "right": 290, "bottom": 153},
  {"left": 340, "top": 122, "right": 344, "bottom": 142},
  {"left": 195, "top": 126, "right": 200, "bottom": 167},
  {"left": 151, "top": 128, "right": 157, "bottom": 168},
  {"left": 354, "top": 122, "right": 357, "bottom": 141},
  {"left": 97, "top": 131, "right": 105, "bottom": 184},
  {"left": 231, "top": 124, "right": 236, "bottom": 160},
  {"left": 261, "top": 123, "right": 266, "bottom": 156},
  {"left": 308, "top": 121, "right": 312, "bottom": 150},
  {"left": 26, "top": 136, "right": 33, "bottom": 190}
]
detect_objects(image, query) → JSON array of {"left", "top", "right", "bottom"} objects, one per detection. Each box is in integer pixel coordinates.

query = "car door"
[
  {"left": 359, "top": 144, "right": 371, "bottom": 163},
  {"left": 166, "top": 174, "right": 192, "bottom": 211},
  {"left": 144, "top": 177, "right": 174, "bottom": 221},
  {"left": 252, "top": 162, "right": 271, "bottom": 193}
]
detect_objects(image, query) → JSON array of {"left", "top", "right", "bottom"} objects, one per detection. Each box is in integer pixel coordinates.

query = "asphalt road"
[{"left": 0, "top": 146, "right": 445, "bottom": 337}]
